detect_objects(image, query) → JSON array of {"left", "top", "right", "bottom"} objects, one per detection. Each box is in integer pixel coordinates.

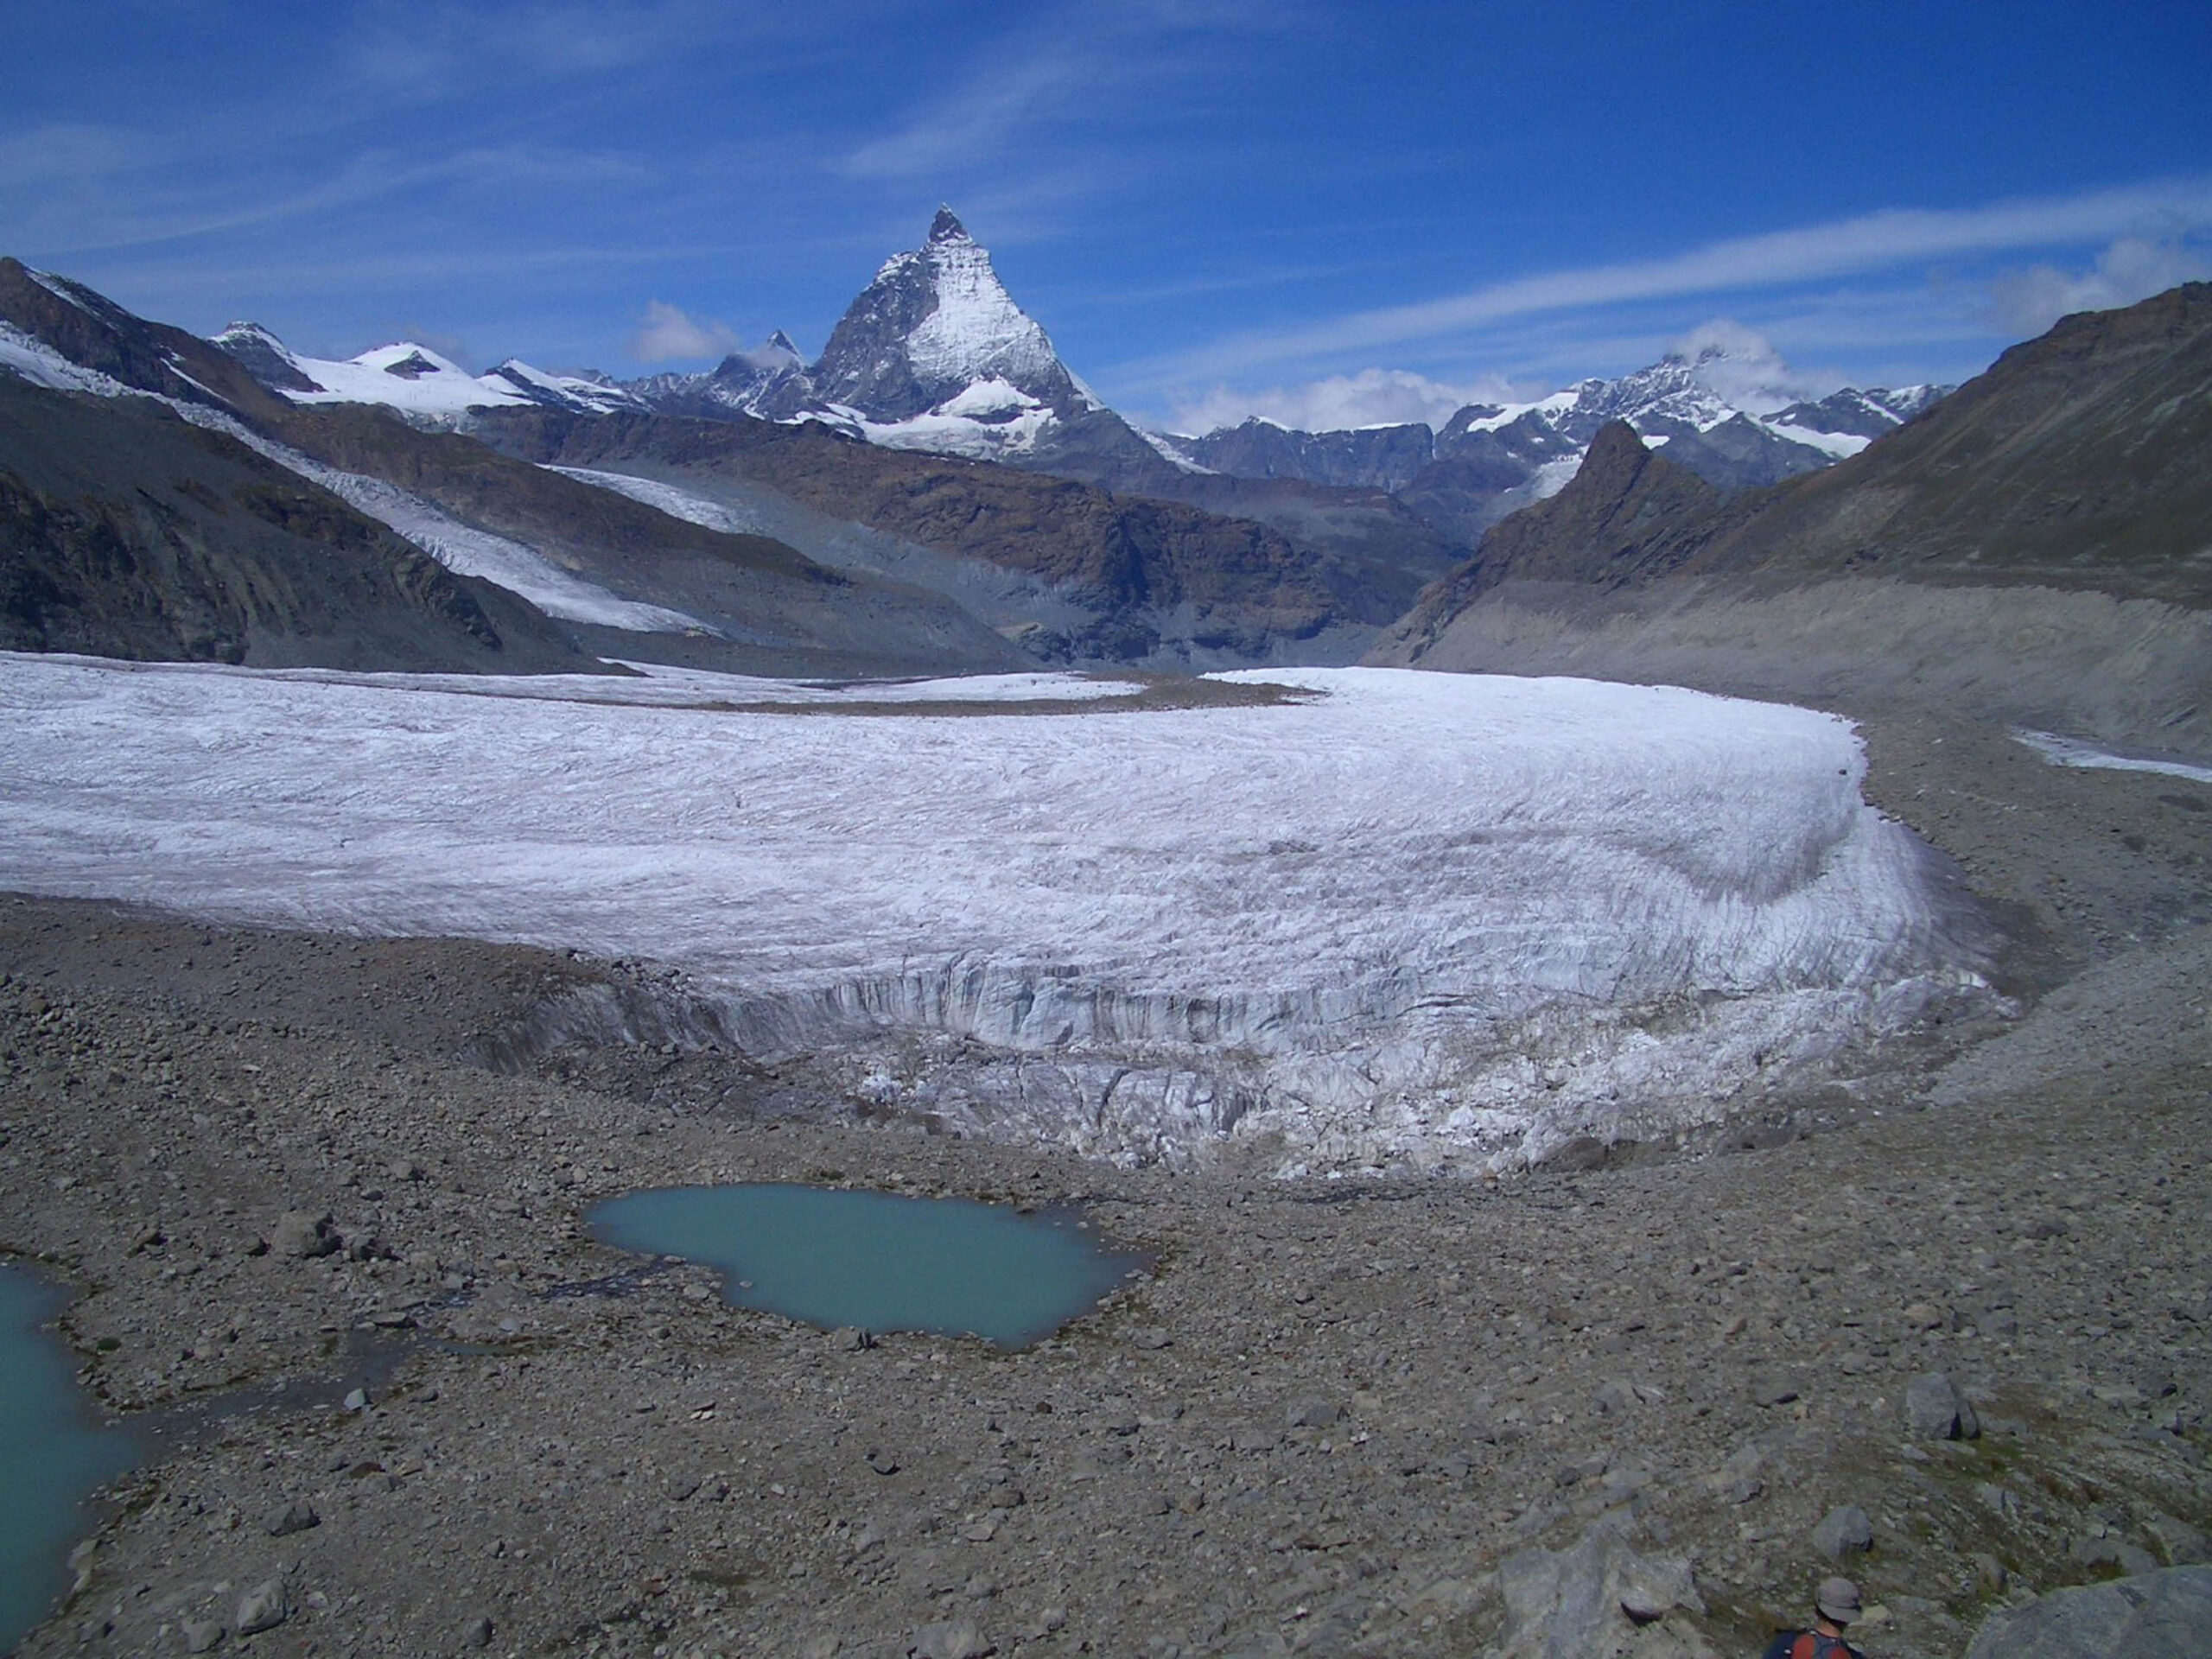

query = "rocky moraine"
[{"left": 2, "top": 695, "right": 2209, "bottom": 1659}]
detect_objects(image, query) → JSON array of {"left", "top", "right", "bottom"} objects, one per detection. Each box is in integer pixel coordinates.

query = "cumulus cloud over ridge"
[
  {"left": 1167, "top": 366, "right": 1515, "bottom": 435},
  {"left": 1987, "top": 234, "right": 2212, "bottom": 335},
  {"left": 630, "top": 299, "right": 742, "bottom": 363},
  {"left": 1669, "top": 319, "right": 1834, "bottom": 410}
]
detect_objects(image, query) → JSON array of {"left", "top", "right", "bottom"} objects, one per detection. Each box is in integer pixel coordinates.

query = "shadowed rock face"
[
  {"left": 1655, "top": 413, "right": 1840, "bottom": 492},
  {"left": 1161, "top": 419, "right": 1439, "bottom": 493},
  {"left": 0, "top": 375, "right": 586, "bottom": 672},
  {"left": 473, "top": 408, "right": 1355, "bottom": 662},
  {"left": 0, "top": 258, "right": 291, "bottom": 424},
  {"left": 1388, "top": 422, "right": 1748, "bottom": 632}
]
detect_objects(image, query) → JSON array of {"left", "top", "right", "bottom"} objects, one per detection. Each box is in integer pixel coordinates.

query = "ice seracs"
[{"left": 0, "top": 658, "right": 1999, "bottom": 1177}]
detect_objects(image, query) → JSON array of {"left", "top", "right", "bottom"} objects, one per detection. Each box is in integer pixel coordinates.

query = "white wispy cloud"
[
  {"left": 836, "top": 1, "right": 1281, "bottom": 188},
  {"left": 343, "top": 1, "right": 771, "bottom": 95},
  {"left": 1166, "top": 367, "right": 1516, "bottom": 435},
  {"left": 1986, "top": 232, "right": 2212, "bottom": 335},
  {"left": 1112, "top": 176, "right": 2212, "bottom": 391},
  {"left": 1667, "top": 320, "right": 1829, "bottom": 407},
  {"left": 629, "top": 299, "right": 741, "bottom": 362},
  {"left": 840, "top": 44, "right": 1083, "bottom": 182},
  {"left": 0, "top": 123, "right": 146, "bottom": 188}
]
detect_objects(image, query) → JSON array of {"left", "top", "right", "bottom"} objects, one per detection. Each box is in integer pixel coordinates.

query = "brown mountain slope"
[
  {"left": 1372, "top": 286, "right": 2212, "bottom": 755},
  {"left": 472, "top": 409, "right": 1354, "bottom": 658},
  {"left": 0, "top": 376, "right": 586, "bottom": 671},
  {"left": 1391, "top": 422, "right": 1750, "bottom": 627},
  {"left": 1687, "top": 280, "right": 2212, "bottom": 601},
  {"left": 0, "top": 263, "right": 1026, "bottom": 677},
  {"left": 1388, "top": 282, "right": 2212, "bottom": 653}
]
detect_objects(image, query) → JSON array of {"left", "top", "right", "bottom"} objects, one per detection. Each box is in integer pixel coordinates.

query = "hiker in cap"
[{"left": 1759, "top": 1577, "right": 1866, "bottom": 1658}]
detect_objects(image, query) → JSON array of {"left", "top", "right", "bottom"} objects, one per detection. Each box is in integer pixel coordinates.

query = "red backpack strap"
[{"left": 1789, "top": 1636, "right": 1821, "bottom": 1659}]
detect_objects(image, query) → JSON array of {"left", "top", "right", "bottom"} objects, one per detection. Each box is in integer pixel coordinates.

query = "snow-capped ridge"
[
  {"left": 480, "top": 359, "right": 647, "bottom": 416},
  {"left": 208, "top": 321, "right": 658, "bottom": 419},
  {"left": 622, "top": 207, "right": 1103, "bottom": 460}
]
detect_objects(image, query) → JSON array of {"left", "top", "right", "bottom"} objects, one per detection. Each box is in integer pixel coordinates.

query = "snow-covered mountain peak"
[
  {"left": 479, "top": 358, "right": 648, "bottom": 416},
  {"left": 211, "top": 321, "right": 325, "bottom": 393},
  {"left": 207, "top": 321, "right": 648, "bottom": 419},
  {"left": 213, "top": 321, "right": 286, "bottom": 352},
  {"left": 907, "top": 227, "right": 1066, "bottom": 391},
  {"left": 795, "top": 208, "right": 1099, "bottom": 450}
]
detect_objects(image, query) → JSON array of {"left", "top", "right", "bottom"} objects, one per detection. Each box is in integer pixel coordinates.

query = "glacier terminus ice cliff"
[
  {"left": 0, "top": 656, "right": 1996, "bottom": 1174},
  {"left": 0, "top": 654, "right": 1999, "bottom": 1176}
]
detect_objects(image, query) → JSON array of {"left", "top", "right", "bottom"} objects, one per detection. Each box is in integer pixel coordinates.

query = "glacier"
[{"left": 0, "top": 658, "right": 1995, "bottom": 1173}]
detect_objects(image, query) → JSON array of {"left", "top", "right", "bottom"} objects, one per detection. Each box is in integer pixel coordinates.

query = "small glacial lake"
[
  {"left": 588, "top": 1185, "right": 1145, "bottom": 1349},
  {"left": 0, "top": 1265, "right": 137, "bottom": 1655}
]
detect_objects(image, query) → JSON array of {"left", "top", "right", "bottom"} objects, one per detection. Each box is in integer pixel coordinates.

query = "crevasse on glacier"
[{"left": 0, "top": 660, "right": 1995, "bottom": 1173}]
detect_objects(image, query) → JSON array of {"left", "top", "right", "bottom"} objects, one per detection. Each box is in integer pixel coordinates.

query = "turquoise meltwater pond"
[
  {"left": 0, "top": 1264, "right": 137, "bottom": 1655},
  {"left": 587, "top": 1185, "right": 1145, "bottom": 1350}
]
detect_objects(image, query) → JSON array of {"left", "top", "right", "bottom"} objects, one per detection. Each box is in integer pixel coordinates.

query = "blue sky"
[{"left": 3, "top": 0, "right": 2208, "bottom": 431}]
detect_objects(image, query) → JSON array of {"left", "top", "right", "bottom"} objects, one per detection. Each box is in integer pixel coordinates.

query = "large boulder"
[
  {"left": 1904, "top": 1371, "right": 1979, "bottom": 1440},
  {"left": 1963, "top": 1565, "right": 2212, "bottom": 1658},
  {"left": 1493, "top": 1514, "right": 1715, "bottom": 1658}
]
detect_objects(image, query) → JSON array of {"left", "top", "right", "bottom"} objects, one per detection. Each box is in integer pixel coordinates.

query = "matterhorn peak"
[{"left": 803, "top": 206, "right": 1092, "bottom": 430}]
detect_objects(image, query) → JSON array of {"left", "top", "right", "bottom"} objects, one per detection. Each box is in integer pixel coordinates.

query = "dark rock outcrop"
[{"left": 0, "top": 375, "right": 583, "bottom": 671}]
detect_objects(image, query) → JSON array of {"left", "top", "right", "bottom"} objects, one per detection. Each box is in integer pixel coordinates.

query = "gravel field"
[{"left": 2, "top": 704, "right": 2209, "bottom": 1658}]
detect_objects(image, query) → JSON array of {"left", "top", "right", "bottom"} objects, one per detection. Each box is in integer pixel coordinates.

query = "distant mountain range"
[
  {"left": 0, "top": 251, "right": 1448, "bottom": 672},
  {"left": 207, "top": 208, "right": 1120, "bottom": 461},
  {"left": 1370, "top": 281, "right": 2212, "bottom": 755},
  {"left": 1157, "top": 352, "right": 1943, "bottom": 528},
  {"left": 197, "top": 207, "right": 1947, "bottom": 544},
  {"left": 2, "top": 218, "right": 2205, "bottom": 750}
]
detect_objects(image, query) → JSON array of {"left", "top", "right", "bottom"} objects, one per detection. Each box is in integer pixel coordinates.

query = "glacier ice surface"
[{"left": 0, "top": 658, "right": 1995, "bottom": 1173}]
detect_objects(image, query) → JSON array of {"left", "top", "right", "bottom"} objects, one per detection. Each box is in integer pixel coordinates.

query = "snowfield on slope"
[
  {"left": 3, "top": 321, "right": 706, "bottom": 634},
  {"left": 0, "top": 658, "right": 1993, "bottom": 1172}
]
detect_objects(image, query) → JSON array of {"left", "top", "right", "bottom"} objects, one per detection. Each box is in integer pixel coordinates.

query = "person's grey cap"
[{"left": 1816, "top": 1576, "right": 1863, "bottom": 1624}]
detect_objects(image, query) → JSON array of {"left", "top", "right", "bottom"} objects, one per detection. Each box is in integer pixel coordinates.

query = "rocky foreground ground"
[{"left": 3, "top": 705, "right": 2209, "bottom": 1659}]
